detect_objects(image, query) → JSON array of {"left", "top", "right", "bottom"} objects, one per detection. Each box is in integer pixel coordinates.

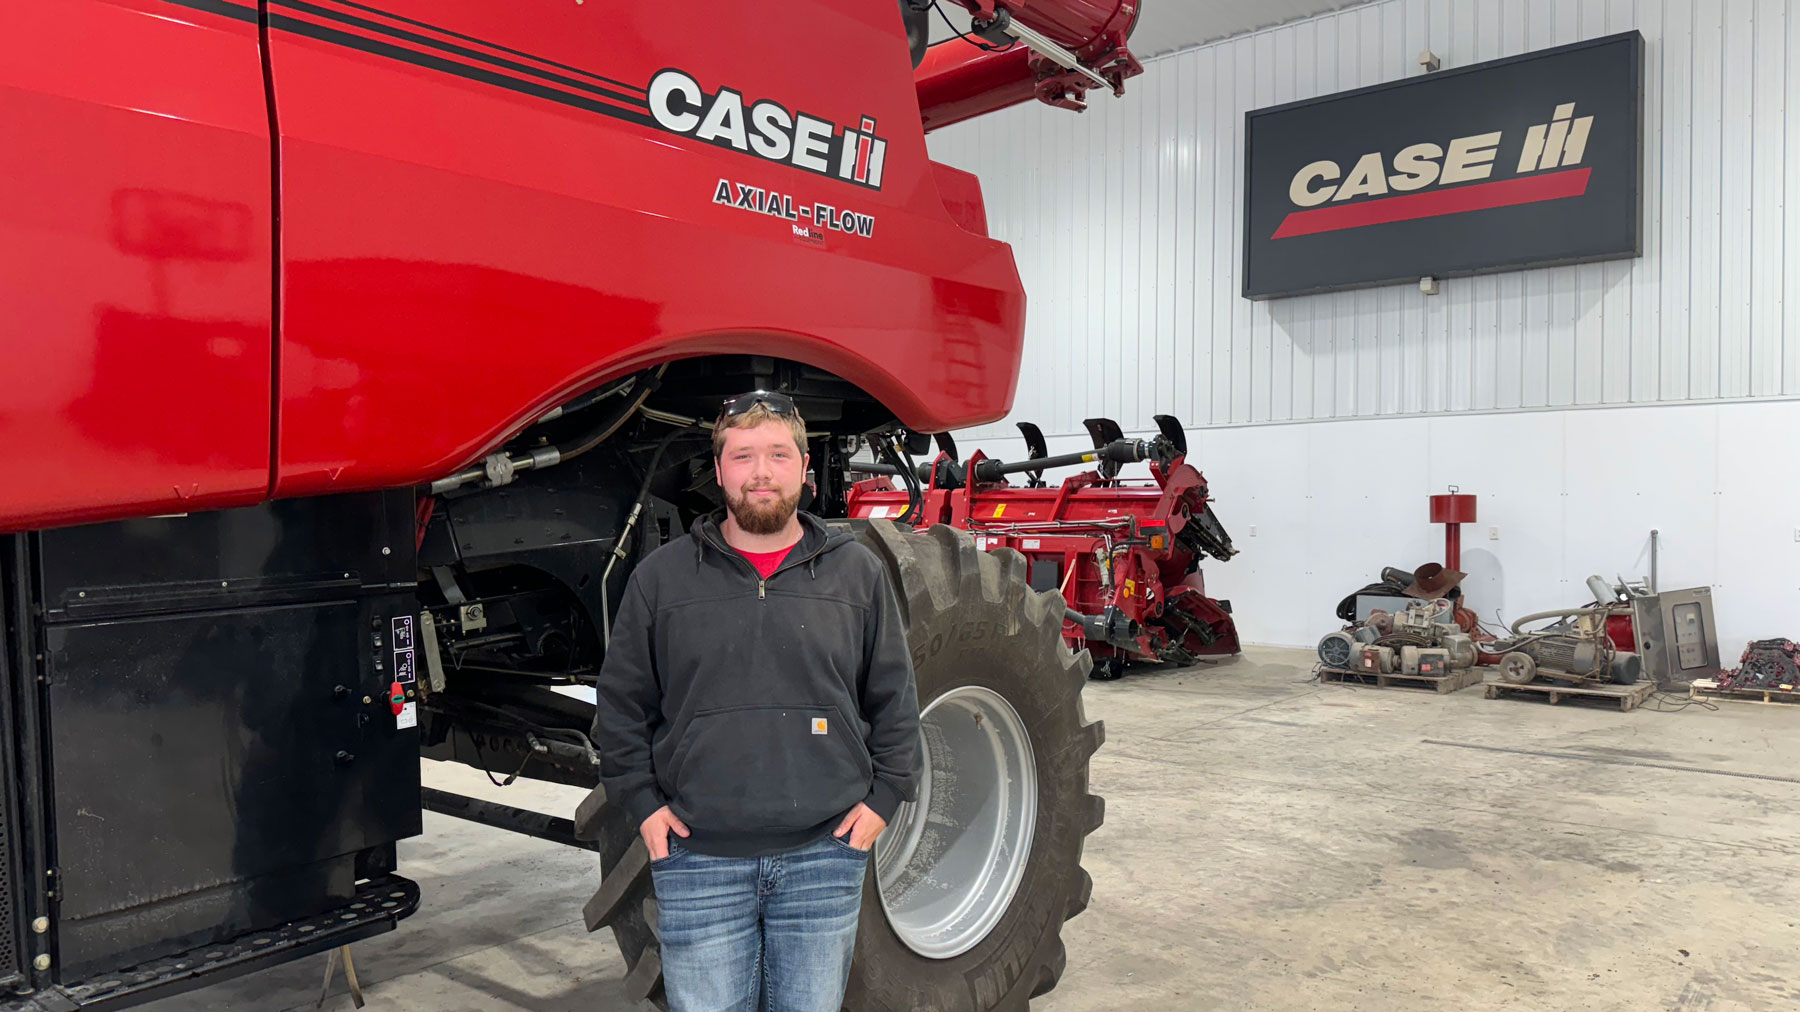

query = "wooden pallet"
[
  {"left": 1319, "top": 665, "right": 1484, "bottom": 694},
  {"left": 1483, "top": 678, "right": 1656, "bottom": 712},
  {"left": 1689, "top": 679, "right": 1800, "bottom": 706}
]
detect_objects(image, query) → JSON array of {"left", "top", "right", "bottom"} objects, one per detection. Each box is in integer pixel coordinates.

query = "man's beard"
[{"left": 725, "top": 485, "right": 801, "bottom": 535}]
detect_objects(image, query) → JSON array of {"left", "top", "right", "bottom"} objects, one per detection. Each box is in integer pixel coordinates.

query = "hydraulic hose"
[
  {"left": 554, "top": 366, "right": 666, "bottom": 463},
  {"left": 601, "top": 424, "right": 693, "bottom": 648},
  {"left": 1508, "top": 606, "right": 1614, "bottom": 636},
  {"left": 869, "top": 433, "right": 925, "bottom": 526},
  {"left": 428, "top": 366, "right": 666, "bottom": 495}
]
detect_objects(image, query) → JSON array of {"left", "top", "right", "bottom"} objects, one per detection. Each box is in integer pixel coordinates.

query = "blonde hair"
[{"left": 712, "top": 401, "right": 808, "bottom": 458}]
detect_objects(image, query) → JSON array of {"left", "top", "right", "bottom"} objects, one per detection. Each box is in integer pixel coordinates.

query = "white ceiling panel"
[
  {"left": 926, "top": 1, "right": 1373, "bottom": 60},
  {"left": 1130, "top": 0, "right": 1372, "bottom": 57}
]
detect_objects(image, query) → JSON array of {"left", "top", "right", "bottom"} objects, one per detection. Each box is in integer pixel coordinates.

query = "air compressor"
[{"left": 1493, "top": 577, "right": 1642, "bottom": 686}]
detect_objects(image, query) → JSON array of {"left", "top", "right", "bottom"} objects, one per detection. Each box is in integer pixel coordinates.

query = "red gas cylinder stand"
[
  {"left": 1430, "top": 488, "right": 1496, "bottom": 658},
  {"left": 1429, "top": 487, "right": 1477, "bottom": 569}
]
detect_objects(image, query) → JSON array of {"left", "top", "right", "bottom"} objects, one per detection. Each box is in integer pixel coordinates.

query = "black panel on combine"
[
  {"left": 36, "top": 493, "right": 416, "bottom": 623},
  {"left": 1243, "top": 32, "right": 1643, "bottom": 299},
  {"left": 22, "top": 492, "right": 423, "bottom": 988},
  {"left": 0, "top": 542, "right": 26, "bottom": 992},
  {"left": 44, "top": 596, "right": 420, "bottom": 977}
]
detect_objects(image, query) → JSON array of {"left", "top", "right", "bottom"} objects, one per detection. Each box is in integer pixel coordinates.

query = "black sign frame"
[{"left": 1242, "top": 31, "right": 1644, "bottom": 300}]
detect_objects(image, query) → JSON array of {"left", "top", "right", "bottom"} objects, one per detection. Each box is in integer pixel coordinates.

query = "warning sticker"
[
  {"left": 396, "top": 702, "right": 418, "bottom": 730},
  {"left": 394, "top": 648, "right": 417, "bottom": 684},
  {"left": 390, "top": 615, "right": 414, "bottom": 652}
]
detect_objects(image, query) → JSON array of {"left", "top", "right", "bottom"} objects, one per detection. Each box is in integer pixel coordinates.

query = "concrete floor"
[{"left": 143, "top": 645, "right": 1800, "bottom": 1012}]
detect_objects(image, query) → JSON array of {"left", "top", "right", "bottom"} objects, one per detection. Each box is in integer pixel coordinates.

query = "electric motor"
[
  {"left": 1393, "top": 604, "right": 1437, "bottom": 639},
  {"left": 1318, "top": 631, "right": 1357, "bottom": 668},
  {"left": 1355, "top": 644, "right": 1396, "bottom": 674},
  {"left": 1399, "top": 645, "right": 1422, "bottom": 674},
  {"left": 1439, "top": 632, "right": 1477, "bottom": 669}
]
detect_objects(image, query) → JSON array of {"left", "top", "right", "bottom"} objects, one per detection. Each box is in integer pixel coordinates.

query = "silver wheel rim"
[{"left": 874, "top": 685, "right": 1038, "bottom": 959}]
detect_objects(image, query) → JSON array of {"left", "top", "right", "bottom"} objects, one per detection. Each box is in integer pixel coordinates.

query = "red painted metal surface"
[
  {"left": 916, "top": 46, "right": 1037, "bottom": 132},
  {"left": 846, "top": 451, "right": 1239, "bottom": 668},
  {"left": 0, "top": 0, "right": 1033, "bottom": 531},
  {"left": 266, "top": 0, "right": 1023, "bottom": 498},
  {"left": 0, "top": 0, "right": 274, "bottom": 531},
  {"left": 1428, "top": 493, "right": 1478, "bottom": 524},
  {"left": 1429, "top": 492, "right": 1477, "bottom": 570},
  {"left": 1605, "top": 613, "right": 1636, "bottom": 653},
  {"left": 930, "top": 162, "right": 992, "bottom": 236},
  {"left": 917, "top": 0, "right": 1143, "bottom": 131}
]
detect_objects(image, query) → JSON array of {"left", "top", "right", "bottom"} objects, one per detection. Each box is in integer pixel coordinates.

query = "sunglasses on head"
[{"left": 720, "top": 390, "right": 798, "bottom": 418}]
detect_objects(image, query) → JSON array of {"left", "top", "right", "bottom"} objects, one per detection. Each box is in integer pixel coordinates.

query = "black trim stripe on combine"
[
  {"left": 318, "top": 0, "right": 647, "bottom": 94},
  {"left": 258, "top": 0, "right": 284, "bottom": 497},
  {"left": 157, "top": 0, "right": 654, "bottom": 128},
  {"left": 264, "top": 11, "right": 656, "bottom": 127},
  {"left": 268, "top": 0, "right": 648, "bottom": 111},
  {"left": 165, "top": 0, "right": 257, "bottom": 24}
]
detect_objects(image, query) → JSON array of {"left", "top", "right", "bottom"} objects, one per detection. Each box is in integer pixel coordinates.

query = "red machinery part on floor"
[{"left": 845, "top": 421, "right": 1239, "bottom": 676}]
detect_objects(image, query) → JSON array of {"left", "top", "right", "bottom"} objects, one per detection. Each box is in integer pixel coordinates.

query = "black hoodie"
[{"left": 591, "top": 511, "right": 923, "bottom": 857}]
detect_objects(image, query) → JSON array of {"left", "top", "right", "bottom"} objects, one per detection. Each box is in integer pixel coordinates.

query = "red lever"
[{"left": 389, "top": 681, "right": 406, "bottom": 716}]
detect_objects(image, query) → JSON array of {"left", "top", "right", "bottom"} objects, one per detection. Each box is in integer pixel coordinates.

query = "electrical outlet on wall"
[
  {"left": 1248, "top": 525, "right": 1258, "bottom": 537},
  {"left": 1488, "top": 526, "right": 1500, "bottom": 540}
]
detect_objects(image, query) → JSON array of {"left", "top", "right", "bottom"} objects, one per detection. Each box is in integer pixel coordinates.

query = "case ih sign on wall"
[{"left": 1242, "top": 32, "right": 1643, "bottom": 300}]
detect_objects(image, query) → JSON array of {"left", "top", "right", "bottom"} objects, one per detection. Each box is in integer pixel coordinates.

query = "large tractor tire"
[{"left": 575, "top": 521, "right": 1106, "bottom": 1010}]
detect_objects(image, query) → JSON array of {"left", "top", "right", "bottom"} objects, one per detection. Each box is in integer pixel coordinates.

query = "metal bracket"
[
  {"left": 458, "top": 603, "right": 487, "bottom": 634},
  {"left": 1081, "top": 417, "right": 1125, "bottom": 450},
  {"left": 316, "top": 946, "right": 364, "bottom": 1009},
  {"left": 430, "top": 566, "right": 467, "bottom": 605},
  {"left": 416, "top": 609, "right": 447, "bottom": 695},
  {"left": 1151, "top": 414, "right": 1188, "bottom": 457},
  {"left": 421, "top": 788, "right": 600, "bottom": 852}
]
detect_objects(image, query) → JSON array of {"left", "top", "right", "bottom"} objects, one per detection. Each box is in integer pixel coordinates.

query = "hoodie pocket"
[{"left": 671, "top": 703, "right": 870, "bottom": 833}]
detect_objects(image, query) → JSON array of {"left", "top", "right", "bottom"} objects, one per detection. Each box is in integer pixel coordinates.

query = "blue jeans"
[{"left": 650, "top": 834, "right": 869, "bottom": 1012}]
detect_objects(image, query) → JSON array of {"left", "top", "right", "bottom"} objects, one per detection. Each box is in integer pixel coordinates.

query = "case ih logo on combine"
[
  {"left": 650, "top": 69, "right": 889, "bottom": 190},
  {"left": 1242, "top": 32, "right": 1643, "bottom": 299}
]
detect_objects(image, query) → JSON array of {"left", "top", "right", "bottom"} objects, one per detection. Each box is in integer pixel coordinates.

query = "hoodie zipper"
[{"left": 699, "top": 525, "right": 830, "bottom": 602}]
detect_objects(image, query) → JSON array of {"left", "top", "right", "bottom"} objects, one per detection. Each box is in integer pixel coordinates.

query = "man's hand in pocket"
[
  {"left": 833, "top": 803, "right": 887, "bottom": 851},
  {"left": 640, "top": 806, "right": 690, "bottom": 860}
]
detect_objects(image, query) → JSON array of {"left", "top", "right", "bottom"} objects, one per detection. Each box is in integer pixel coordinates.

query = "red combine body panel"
[
  {"left": 0, "top": 0, "right": 276, "bottom": 530},
  {"left": 2, "top": 0, "right": 1027, "bottom": 532}
]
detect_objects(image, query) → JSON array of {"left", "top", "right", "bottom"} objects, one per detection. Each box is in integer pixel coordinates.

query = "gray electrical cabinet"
[{"left": 1632, "top": 586, "right": 1722, "bottom": 689}]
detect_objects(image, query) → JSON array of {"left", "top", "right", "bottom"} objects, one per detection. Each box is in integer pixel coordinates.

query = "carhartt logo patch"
[{"left": 811, "top": 717, "right": 829, "bottom": 735}]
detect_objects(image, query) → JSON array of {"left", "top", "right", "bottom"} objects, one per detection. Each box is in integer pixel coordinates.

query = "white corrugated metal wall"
[
  {"left": 929, "top": 0, "right": 1800, "bottom": 442},
  {"left": 926, "top": 0, "right": 1800, "bottom": 652}
]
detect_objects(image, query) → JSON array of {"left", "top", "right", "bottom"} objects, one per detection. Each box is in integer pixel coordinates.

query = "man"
[{"left": 593, "top": 390, "right": 923, "bottom": 1011}]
